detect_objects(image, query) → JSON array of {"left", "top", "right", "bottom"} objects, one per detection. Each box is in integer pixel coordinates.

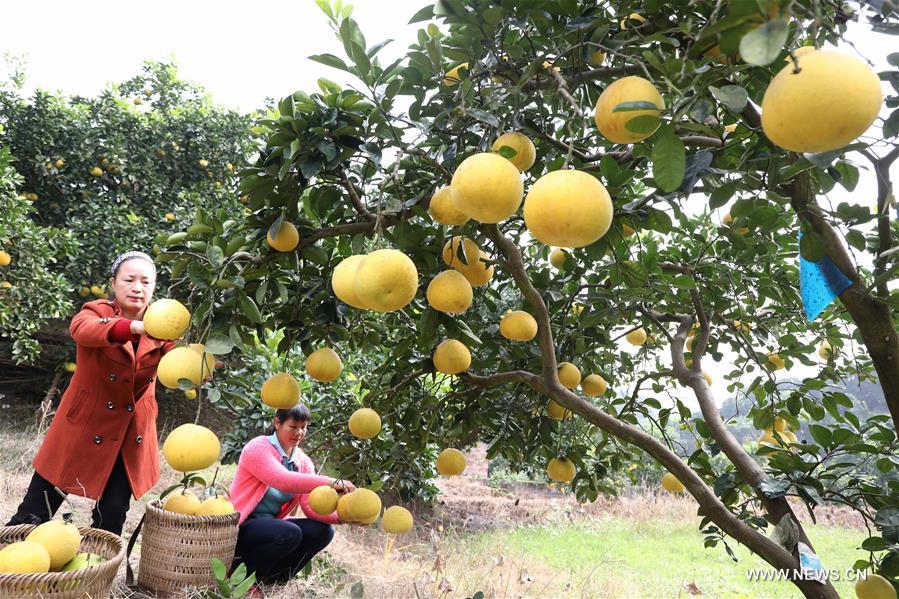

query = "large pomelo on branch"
[
  {"left": 547, "top": 457, "right": 576, "bottom": 482},
  {"left": 349, "top": 407, "right": 381, "bottom": 439},
  {"left": 261, "top": 372, "right": 301, "bottom": 408},
  {"left": 524, "top": 170, "right": 613, "bottom": 248},
  {"left": 306, "top": 348, "right": 343, "bottom": 382},
  {"left": 436, "top": 448, "right": 466, "bottom": 475},
  {"left": 426, "top": 270, "right": 473, "bottom": 314},
  {"left": 594, "top": 76, "right": 665, "bottom": 144},
  {"left": 451, "top": 152, "right": 524, "bottom": 223},
  {"left": 163, "top": 423, "right": 220, "bottom": 472},
  {"left": 429, "top": 186, "right": 469, "bottom": 226},
  {"left": 353, "top": 249, "right": 418, "bottom": 312},
  {"left": 433, "top": 339, "right": 471, "bottom": 375},
  {"left": 761, "top": 50, "right": 881, "bottom": 153},
  {"left": 499, "top": 310, "right": 538, "bottom": 341},
  {"left": 331, "top": 254, "right": 369, "bottom": 309},
  {"left": 157, "top": 346, "right": 214, "bottom": 389},
  {"left": 441, "top": 236, "right": 494, "bottom": 286},
  {"left": 491, "top": 132, "right": 536, "bottom": 172}
]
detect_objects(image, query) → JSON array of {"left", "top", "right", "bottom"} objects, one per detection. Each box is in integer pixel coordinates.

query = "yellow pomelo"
[
  {"left": 184, "top": 389, "right": 197, "bottom": 400},
  {"left": 818, "top": 340, "right": 833, "bottom": 359},
  {"left": 523, "top": 170, "right": 613, "bottom": 248},
  {"left": 436, "top": 448, "right": 466, "bottom": 476},
  {"left": 787, "top": 46, "right": 818, "bottom": 62},
  {"left": 594, "top": 76, "right": 664, "bottom": 144},
  {"left": 557, "top": 362, "right": 581, "bottom": 389},
  {"left": 626, "top": 327, "right": 648, "bottom": 346},
  {"left": 766, "top": 353, "right": 785, "bottom": 370},
  {"left": 773, "top": 417, "right": 788, "bottom": 433},
  {"left": 261, "top": 372, "right": 301, "bottom": 408},
  {"left": 354, "top": 249, "right": 418, "bottom": 312},
  {"left": 427, "top": 270, "right": 473, "bottom": 314},
  {"left": 158, "top": 346, "right": 214, "bottom": 389},
  {"left": 162, "top": 423, "right": 221, "bottom": 472},
  {"left": 382, "top": 506, "right": 414, "bottom": 534},
  {"left": 721, "top": 211, "right": 749, "bottom": 235},
  {"left": 332, "top": 255, "right": 369, "bottom": 309},
  {"left": 143, "top": 298, "right": 191, "bottom": 340},
  {"left": 349, "top": 407, "right": 381, "bottom": 439},
  {"left": 855, "top": 574, "right": 897, "bottom": 599},
  {"left": 547, "top": 457, "right": 576, "bottom": 483},
  {"left": 761, "top": 50, "right": 882, "bottom": 153},
  {"left": 26, "top": 520, "right": 81, "bottom": 570},
  {"left": 306, "top": 348, "right": 343, "bottom": 382},
  {"left": 451, "top": 152, "right": 524, "bottom": 223},
  {"left": 620, "top": 12, "right": 646, "bottom": 28},
  {"left": 443, "top": 62, "right": 468, "bottom": 86},
  {"left": 491, "top": 132, "right": 536, "bottom": 172},
  {"left": 758, "top": 429, "right": 785, "bottom": 448},
  {"left": 549, "top": 248, "right": 567, "bottom": 269},
  {"left": 61, "top": 552, "right": 106, "bottom": 571},
  {"left": 64, "top": 362, "right": 77, "bottom": 373},
  {"left": 195, "top": 496, "right": 235, "bottom": 516},
  {"left": 582, "top": 374, "right": 608, "bottom": 397},
  {"left": 0, "top": 540, "right": 51, "bottom": 573},
  {"left": 499, "top": 310, "right": 538, "bottom": 341},
  {"left": 336, "top": 493, "right": 353, "bottom": 522},
  {"left": 429, "top": 186, "right": 469, "bottom": 226},
  {"left": 163, "top": 492, "right": 201, "bottom": 515},
  {"left": 433, "top": 339, "right": 471, "bottom": 375},
  {"left": 546, "top": 400, "right": 571, "bottom": 420},
  {"left": 90, "top": 285, "right": 106, "bottom": 298},
  {"left": 782, "top": 430, "right": 799, "bottom": 444},
  {"left": 267, "top": 221, "right": 299, "bottom": 252},
  {"left": 0, "top": 251, "right": 11, "bottom": 266},
  {"left": 346, "top": 489, "right": 381, "bottom": 522},
  {"left": 589, "top": 50, "right": 605, "bottom": 66},
  {"left": 442, "top": 236, "right": 494, "bottom": 287},
  {"left": 308, "top": 485, "right": 339, "bottom": 515},
  {"left": 90, "top": 166, "right": 103, "bottom": 177},
  {"left": 661, "top": 472, "right": 686, "bottom": 493}
]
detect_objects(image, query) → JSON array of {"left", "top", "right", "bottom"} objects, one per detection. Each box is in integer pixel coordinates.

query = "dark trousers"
[
  {"left": 234, "top": 517, "right": 335, "bottom": 584},
  {"left": 6, "top": 453, "right": 132, "bottom": 535}
]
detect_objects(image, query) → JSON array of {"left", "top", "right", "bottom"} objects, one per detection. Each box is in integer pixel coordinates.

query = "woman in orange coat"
[{"left": 6, "top": 251, "right": 175, "bottom": 535}]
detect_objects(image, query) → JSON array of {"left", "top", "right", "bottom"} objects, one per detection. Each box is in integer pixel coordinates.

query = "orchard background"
[{"left": 1, "top": 0, "right": 898, "bottom": 597}]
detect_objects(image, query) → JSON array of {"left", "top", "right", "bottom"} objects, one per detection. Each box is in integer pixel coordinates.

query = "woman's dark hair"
[{"left": 265, "top": 403, "right": 311, "bottom": 434}]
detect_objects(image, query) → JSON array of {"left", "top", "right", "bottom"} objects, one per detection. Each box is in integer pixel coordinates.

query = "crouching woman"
[{"left": 229, "top": 404, "right": 356, "bottom": 584}]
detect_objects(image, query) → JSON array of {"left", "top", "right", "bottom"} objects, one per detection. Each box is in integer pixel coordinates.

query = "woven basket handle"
[{"left": 124, "top": 512, "right": 146, "bottom": 587}]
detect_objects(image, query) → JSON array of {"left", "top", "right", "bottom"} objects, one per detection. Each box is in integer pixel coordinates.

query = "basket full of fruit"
[
  {"left": 0, "top": 521, "right": 125, "bottom": 598},
  {"left": 136, "top": 492, "right": 238, "bottom": 596}
]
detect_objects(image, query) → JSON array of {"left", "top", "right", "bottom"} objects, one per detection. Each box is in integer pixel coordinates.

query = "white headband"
[{"left": 111, "top": 251, "right": 156, "bottom": 276}]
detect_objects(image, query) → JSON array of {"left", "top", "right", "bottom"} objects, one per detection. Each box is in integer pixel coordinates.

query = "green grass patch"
[{"left": 458, "top": 516, "right": 864, "bottom": 598}]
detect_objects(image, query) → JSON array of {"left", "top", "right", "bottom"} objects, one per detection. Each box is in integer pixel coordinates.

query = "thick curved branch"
[
  {"left": 338, "top": 169, "right": 375, "bottom": 221},
  {"left": 482, "top": 223, "right": 834, "bottom": 597}
]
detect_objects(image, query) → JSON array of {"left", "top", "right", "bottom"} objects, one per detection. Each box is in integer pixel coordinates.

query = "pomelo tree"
[
  {"left": 0, "top": 60, "right": 255, "bottom": 364},
  {"left": 162, "top": 1, "right": 898, "bottom": 596}
]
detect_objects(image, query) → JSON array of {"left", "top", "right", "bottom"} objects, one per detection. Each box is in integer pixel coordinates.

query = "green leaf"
[
  {"left": 239, "top": 295, "right": 263, "bottom": 323},
  {"left": 206, "top": 244, "right": 224, "bottom": 269},
  {"left": 709, "top": 85, "right": 748, "bottom": 112},
  {"left": 308, "top": 54, "right": 351, "bottom": 73},
  {"left": 302, "top": 245, "right": 330, "bottom": 265},
  {"left": 408, "top": 4, "right": 434, "bottom": 23},
  {"left": 625, "top": 115, "right": 662, "bottom": 134},
  {"left": 809, "top": 424, "right": 832, "bottom": 448},
  {"left": 799, "top": 231, "right": 825, "bottom": 262},
  {"left": 652, "top": 125, "right": 686, "bottom": 193},
  {"left": 739, "top": 18, "right": 790, "bottom": 66},
  {"left": 846, "top": 229, "right": 866, "bottom": 252},
  {"left": 709, "top": 181, "right": 738, "bottom": 209},
  {"left": 204, "top": 334, "right": 234, "bottom": 355},
  {"left": 209, "top": 557, "right": 226, "bottom": 581},
  {"left": 613, "top": 101, "right": 660, "bottom": 112}
]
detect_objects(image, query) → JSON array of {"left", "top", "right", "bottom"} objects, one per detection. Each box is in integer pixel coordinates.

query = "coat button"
[
  {"left": 136, "top": 435, "right": 143, "bottom": 444},
  {"left": 146, "top": 377, "right": 153, "bottom": 384},
  {"left": 127, "top": 404, "right": 134, "bottom": 412},
  {"left": 109, "top": 373, "right": 117, "bottom": 381},
  {"left": 106, "top": 401, "right": 115, "bottom": 409},
  {"left": 94, "top": 435, "right": 102, "bottom": 444}
]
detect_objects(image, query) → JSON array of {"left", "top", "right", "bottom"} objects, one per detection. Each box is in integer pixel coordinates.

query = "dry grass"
[{"left": 1, "top": 419, "right": 867, "bottom": 598}]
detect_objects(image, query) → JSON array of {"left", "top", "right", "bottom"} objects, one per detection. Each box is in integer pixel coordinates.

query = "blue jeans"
[{"left": 233, "top": 517, "right": 334, "bottom": 583}]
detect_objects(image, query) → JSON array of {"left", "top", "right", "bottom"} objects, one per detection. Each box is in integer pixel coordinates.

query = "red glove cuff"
[{"left": 108, "top": 319, "right": 135, "bottom": 342}]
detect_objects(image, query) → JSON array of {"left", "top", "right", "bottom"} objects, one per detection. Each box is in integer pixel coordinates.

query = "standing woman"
[
  {"left": 230, "top": 404, "right": 356, "bottom": 585},
  {"left": 6, "top": 251, "right": 175, "bottom": 535}
]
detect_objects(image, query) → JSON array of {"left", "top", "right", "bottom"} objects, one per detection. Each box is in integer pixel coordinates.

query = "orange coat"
[{"left": 33, "top": 299, "right": 176, "bottom": 500}]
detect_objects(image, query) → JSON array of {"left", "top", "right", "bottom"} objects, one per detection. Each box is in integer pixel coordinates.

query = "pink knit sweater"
[{"left": 230, "top": 436, "right": 339, "bottom": 526}]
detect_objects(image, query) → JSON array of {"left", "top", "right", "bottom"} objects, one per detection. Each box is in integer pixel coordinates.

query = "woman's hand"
[
  {"left": 330, "top": 479, "right": 356, "bottom": 494},
  {"left": 129, "top": 320, "right": 145, "bottom": 336}
]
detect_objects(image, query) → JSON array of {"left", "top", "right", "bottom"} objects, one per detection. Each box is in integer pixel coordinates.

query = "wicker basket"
[
  {"left": 0, "top": 524, "right": 125, "bottom": 598},
  {"left": 136, "top": 499, "right": 239, "bottom": 596}
]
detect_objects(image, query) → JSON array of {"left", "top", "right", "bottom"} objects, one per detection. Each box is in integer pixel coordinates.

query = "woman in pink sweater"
[{"left": 230, "top": 404, "right": 356, "bottom": 584}]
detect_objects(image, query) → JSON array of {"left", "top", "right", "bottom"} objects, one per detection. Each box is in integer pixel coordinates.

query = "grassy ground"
[{"left": 0, "top": 420, "right": 871, "bottom": 598}]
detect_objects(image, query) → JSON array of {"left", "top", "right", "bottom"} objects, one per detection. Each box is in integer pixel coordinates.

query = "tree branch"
[{"left": 338, "top": 169, "right": 375, "bottom": 221}]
